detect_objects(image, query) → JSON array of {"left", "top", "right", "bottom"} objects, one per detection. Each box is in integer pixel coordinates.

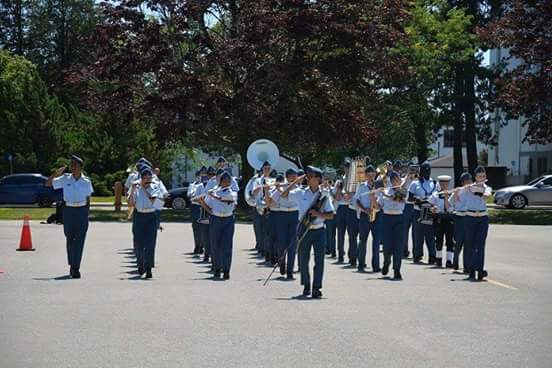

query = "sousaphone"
[{"left": 247, "top": 139, "right": 280, "bottom": 170}]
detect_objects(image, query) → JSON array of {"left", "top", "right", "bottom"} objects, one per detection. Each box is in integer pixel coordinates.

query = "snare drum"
[{"left": 418, "top": 201, "right": 434, "bottom": 225}]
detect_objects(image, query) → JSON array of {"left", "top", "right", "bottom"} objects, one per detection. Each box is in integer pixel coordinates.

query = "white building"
[{"left": 487, "top": 48, "right": 552, "bottom": 185}]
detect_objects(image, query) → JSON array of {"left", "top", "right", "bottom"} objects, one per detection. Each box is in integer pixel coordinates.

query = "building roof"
[{"left": 429, "top": 153, "right": 468, "bottom": 169}]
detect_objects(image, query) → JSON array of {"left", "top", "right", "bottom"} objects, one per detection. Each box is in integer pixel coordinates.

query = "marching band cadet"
[
  {"left": 323, "top": 179, "right": 337, "bottom": 257},
  {"left": 344, "top": 162, "right": 360, "bottom": 266},
  {"left": 332, "top": 175, "right": 350, "bottom": 263},
  {"left": 127, "top": 167, "right": 163, "bottom": 279},
  {"left": 45, "top": 155, "right": 94, "bottom": 279},
  {"left": 270, "top": 169, "right": 301, "bottom": 279},
  {"left": 245, "top": 170, "right": 261, "bottom": 251},
  {"left": 376, "top": 171, "right": 406, "bottom": 280},
  {"left": 402, "top": 164, "right": 418, "bottom": 258},
  {"left": 208, "top": 156, "right": 240, "bottom": 192},
  {"left": 449, "top": 172, "right": 472, "bottom": 272},
  {"left": 124, "top": 158, "right": 151, "bottom": 194},
  {"left": 463, "top": 166, "right": 492, "bottom": 281},
  {"left": 252, "top": 161, "right": 274, "bottom": 263},
  {"left": 296, "top": 167, "right": 335, "bottom": 298},
  {"left": 353, "top": 165, "right": 381, "bottom": 272},
  {"left": 409, "top": 161, "right": 439, "bottom": 264},
  {"left": 189, "top": 168, "right": 206, "bottom": 254},
  {"left": 429, "top": 176, "right": 455, "bottom": 268},
  {"left": 203, "top": 172, "right": 238, "bottom": 280},
  {"left": 195, "top": 167, "right": 216, "bottom": 264}
]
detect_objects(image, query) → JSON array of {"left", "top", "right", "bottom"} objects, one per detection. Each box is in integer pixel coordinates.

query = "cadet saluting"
[
  {"left": 127, "top": 167, "right": 163, "bottom": 279},
  {"left": 45, "top": 155, "right": 94, "bottom": 279}
]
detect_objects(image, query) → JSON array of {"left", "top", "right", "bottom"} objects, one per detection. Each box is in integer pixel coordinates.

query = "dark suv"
[{"left": 0, "top": 174, "right": 63, "bottom": 207}]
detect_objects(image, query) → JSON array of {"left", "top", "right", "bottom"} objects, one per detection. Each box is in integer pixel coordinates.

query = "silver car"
[{"left": 494, "top": 175, "right": 552, "bottom": 209}]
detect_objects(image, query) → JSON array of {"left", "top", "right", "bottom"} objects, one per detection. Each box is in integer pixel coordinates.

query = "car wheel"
[
  {"left": 172, "top": 197, "right": 187, "bottom": 210},
  {"left": 509, "top": 194, "right": 527, "bottom": 209}
]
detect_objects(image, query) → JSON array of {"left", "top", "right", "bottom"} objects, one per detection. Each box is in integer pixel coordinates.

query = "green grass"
[
  {"left": 0, "top": 207, "right": 550, "bottom": 225},
  {"left": 90, "top": 196, "right": 126, "bottom": 204}
]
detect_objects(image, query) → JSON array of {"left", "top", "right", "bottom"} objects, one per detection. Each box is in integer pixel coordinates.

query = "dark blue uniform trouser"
[
  {"left": 383, "top": 214, "right": 405, "bottom": 272},
  {"left": 209, "top": 215, "right": 235, "bottom": 272},
  {"left": 298, "top": 228, "right": 326, "bottom": 290},
  {"left": 62, "top": 206, "right": 89, "bottom": 269},
  {"left": 325, "top": 217, "right": 336, "bottom": 254},
  {"left": 403, "top": 203, "right": 414, "bottom": 256},
  {"left": 464, "top": 215, "right": 488, "bottom": 273},
  {"left": 252, "top": 208, "right": 262, "bottom": 250},
  {"left": 358, "top": 212, "right": 381, "bottom": 269},
  {"left": 190, "top": 204, "right": 202, "bottom": 250},
  {"left": 336, "top": 205, "right": 348, "bottom": 258},
  {"left": 453, "top": 214, "right": 466, "bottom": 267},
  {"left": 200, "top": 223, "right": 211, "bottom": 261},
  {"left": 272, "top": 211, "right": 299, "bottom": 275},
  {"left": 262, "top": 212, "right": 275, "bottom": 260},
  {"left": 412, "top": 210, "right": 436, "bottom": 260},
  {"left": 133, "top": 212, "right": 158, "bottom": 269},
  {"left": 346, "top": 208, "right": 359, "bottom": 260}
]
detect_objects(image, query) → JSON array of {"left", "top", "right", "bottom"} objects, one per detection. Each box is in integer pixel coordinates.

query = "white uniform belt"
[
  {"left": 414, "top": 205, "right": 421, "bottom": 211},
  {"left": 466, "top": 211, "right": 488, "bottom": 217},
  {"left": 65, "top": 201, "right": 87, "bottom": 207},
  {"left": 337, "top": 202, "right": 350, "bottom": 206},
  {"left": 272, "top": 208, "right": 298, "bottom": 212},
  {"left": 191, "top": 201, "right": 201, "bottom": 206},
  {"left": 383, "top": 210, "right": 402, "bottom": 215},
  {"left": 309, "top": 224, "right": 324, "bottom": 230},
  {"left": 212, "top": 212, "right": 233, "bottom": 218},
  {"left": 348, "top": 205, "right": 357, "bottom": 211},
  {"left": 455, "top": 211, "right": 467, "bottom": 217},
  {"left": 136, "top": 208, "right": 155, "bottom": 213}
]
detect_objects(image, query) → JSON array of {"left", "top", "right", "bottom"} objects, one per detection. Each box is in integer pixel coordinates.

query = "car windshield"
[{"left": 527, "top": 176, "right": 544, "bottom": 186}]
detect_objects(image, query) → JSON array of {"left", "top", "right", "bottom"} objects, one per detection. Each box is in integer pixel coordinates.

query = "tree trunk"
[
  {"left": 414, "top": 115, "right": 428, "bottom": 164},
  {"left": 463, "top": 61, "right": 479, "bottom": 174},
  {"left": 238, "top": 144, "right": 253, "bottom": 209},
  {"left": 453, "top": 64, "right": 465, "bottom": 184}
]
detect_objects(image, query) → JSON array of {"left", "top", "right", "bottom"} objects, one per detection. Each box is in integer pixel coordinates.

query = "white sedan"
[{"left": 494, "top": 175, "right": 552, "bottom": 209}]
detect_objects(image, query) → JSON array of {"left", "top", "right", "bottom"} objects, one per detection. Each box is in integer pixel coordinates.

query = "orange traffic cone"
[{"left": 17, "top": 215, "right": 35, "bottom": 251}]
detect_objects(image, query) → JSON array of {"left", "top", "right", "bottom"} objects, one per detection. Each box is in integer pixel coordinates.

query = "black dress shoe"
[
  {"left": 372, "top": 267, "right": 381, "bottom": 273},
  {"left": 145, "top": 269, "right": 152, "bottom": 279},
  {"left": 69, "top": 267, "right": 75, "bottom": 277},
  {"left": 446, "top": 260, "right": 453, "bottom": 268},
  {"left": 403, "top": 250, "right": 410, "bottom": 258},
  {"left": 413, "top": 257, "right": 422, "bottom": 264},
  {"left": 214, "top": 270, "right": 221, "bottom": 279},
  {"left": 350, "top": 258, "right": 357, "bottom": 267},
  {"left": 330, "top": 253, "right": 336, "bottom": 258},
  {"left": 436, "top": 258, "right": 442, "bottom": 267},
  {"left": 428, "top": 256, "right": 436, "bottom": 265},
  {"left": 312, "top": 289, "right": 322, "bottom": 299},
  {"left": 138, "top": 266, "right": 145, "bottom": 275},
  {"left": 325, "top": 250, "right": 331, "bottom": 255},
  {"left": 393, "top": 271, "right": 403, "bottom": 280},
  {"left": 468, "top": 270, "right": 476, "bottom": 280},
  {"left": 223, "top": 271, "right": 230, "bottom": 280},
  {"left": 72, "top": 268, "right": 81, "bottom": 279},
  {"left": 357, "top": 266, "right": 366, "bottom": 273},
  {"left": 382, "top": 262, "right": 389, "bottom": 276},
  {"left": 337, "top": 257, "right": 344, "bottom": 264},
  {"left": 477, "top": 270, "right": 488, "bottom": 281},
  {"left": 303, "top": 287, "right": 311, "bottom": 296},
  {"left": 286, "top": 274, "right": 295, "bottom": 281},
  {"left": 453, "top": 263, "right": 459, "bottom": 270}
]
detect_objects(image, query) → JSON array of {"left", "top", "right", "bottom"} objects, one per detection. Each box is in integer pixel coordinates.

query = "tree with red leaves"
[
  {"left": 480, "top": 0, "right": 552, "bottom": 143},
  {"left": 68, "top": 0, "right": 410, "bottom": 178}
]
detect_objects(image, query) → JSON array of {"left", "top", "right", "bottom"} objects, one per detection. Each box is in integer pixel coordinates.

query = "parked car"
[
  {"left": 0, "top": 174, "right": 62, "bottom": 207},
  {"left": 494, "top": 175, "right": 552, "bottom": 209},
  {"left": 164, "top": 186, "right": 190, "bottom": 209}
]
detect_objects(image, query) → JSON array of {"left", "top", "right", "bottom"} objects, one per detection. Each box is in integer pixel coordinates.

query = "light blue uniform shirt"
[
  {"left": 270, "top": 184, "right": 301, "bottom": 211},
  {"left": 297, "top": 187, "right": 335, "bottom": 227},
  {"left": 464, "top": 184, "right": 492, "bottom": 212},
  {"left": 204, "top": 186, "right": 238, "bottom": 217},
  {"left": 409, "top": 178, "right": 440, "bottom": 209},
  {"left": 449, "top": 189, "right": 469, "bottom": 213},
  {"left": 131, "top": 184, "right": 163, "bottom": 212},
  {"left": 253, "top": 175, "right": 272, "bottom": 209},
  {"left": 205, "top": 175, "right": 239, "bottom": 192},
  {"left": 376, "top": 188, "right": 405, "bottom": 214},
  {"left": 52, "top": 174, "right": 94, "bottom": 204},
  {"left": 352, "top": 181, "right": 375, "bottom": 210}
]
